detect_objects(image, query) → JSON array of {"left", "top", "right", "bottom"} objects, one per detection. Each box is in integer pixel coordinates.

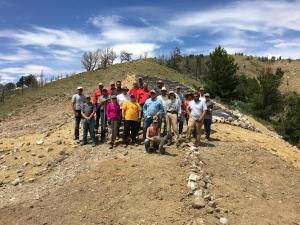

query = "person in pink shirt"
[{"left": 106, "top": 95, "right": 121, "bottom": 149}]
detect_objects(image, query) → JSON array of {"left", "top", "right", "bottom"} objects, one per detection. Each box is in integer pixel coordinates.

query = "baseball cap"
[
  {"left": 161, "top": 87, "right": 167, "bottom": 91},
  {"left": 122, "top": 86, "right": 129, "bottom": 90},
  {"left": 204, "top": 93, "right": 210, "bottom": 97},
  {"left": 110, "top": 81, "right": 115, "bottom": 85},
  {"left": 77, "top": 86, "right": 83, "bottom": 90},
  {"left": 169, "top": 90, "right": 175, "bottom": 95},
  {"left": 176, "top": 86, "right": 181, "bottom": 89},
  {"left": 98, "top": 82, "right": 103, "bottom": 86},
  {"left": 150, "top": 89, "right": 156, "bottom": 94},
  {"left": 157, "top": 80, "right": 163, "bottom": 83},
  {"left": 111, "top": 95, "right": 117, "bottom": 99}
]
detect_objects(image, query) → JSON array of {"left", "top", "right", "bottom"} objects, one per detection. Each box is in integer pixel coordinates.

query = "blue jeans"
[
  {"left": 204, "top": 119, "right": 212, "bottom": 139},
  {"left": 74, "top": 110, "right": 81, "bottom": 140},
  {"left": 82, "top": 119, "right": 96, "bottom": 144}
]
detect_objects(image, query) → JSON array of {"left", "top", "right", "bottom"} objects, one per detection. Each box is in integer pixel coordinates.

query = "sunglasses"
[{"left": 194, "top": 95, "right": 199, "bottom": 98}]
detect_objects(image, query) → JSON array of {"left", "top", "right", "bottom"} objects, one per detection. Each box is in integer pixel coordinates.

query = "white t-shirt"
[
  {"left": 189, "top": 99, "right": 207, "bottom": 120},
  {"left": 71, "top": 94, "right": 85, "bottom": 110},
  {"left": 157, "top": 95, "right": 169, "bottom": 113},
  {"left": 117, "top": 93, "right": 130, "bottom": 107}
]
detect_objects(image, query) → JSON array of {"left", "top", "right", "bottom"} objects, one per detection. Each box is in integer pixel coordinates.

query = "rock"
[
  {"left": 208, "top": 201, "right": 216, "bottom": 208},
  {"left": 47, "top": 147, "right": 54, "bottom": 152},
  {"left": 26, "top": 142, "right": 31, "bottom": 146},
  {"left": 31, "top": 153, "right": 36, "bottom": 156},
  {"left": 192, "top": 197, "right": 206, "bottom": 209},
  {"left": 56, "top": 140, "right": 63, "bottom": 145},
  {"left": 187, "top": 181, "right": 199, "bottom": 191},
  {"left": 38, "top": 154, "right": 45, "bottom": 158},
  {"left": 11, "top": 178, "right": 21, "bottom": 186},
  {"left": 199, "top": 180, "right": 206, "bottom": 188},
  {"left": 189, "top": 146, "right": 198, "bottom": 152},
  {"left": 123, "top": 150, "right": 128, "bottom": 156},
  {"left": 0, "top": 155, "right": 5, "bottom": 159},
  {"left": 59, "top": 150, "right": 66, "bottom": 155},
  {"left": 188, "top": 218, "right": 205, "bottom": 225},
  {"left": 36, "top": 140, "right": 44, "bottom": 145},
  {"left": 23, "top": 162, "right": 30, "bottom": 166},
  {"left": 205, "top": 206, "right": 214, "bottom": 214},
  {"left": 28, "top": 178, "right": 35, "bottom": 183},
  {"left": 189, "top": 173, "right": 201, "bottom": 182},
  {"left": 219, "top": 217, "right": 229, "bottom": 225},
  {"left": 193, "top": 189, "right": 203, "bottom": 197},
  {"left": 227, "top": 117, "right": 234, "bottom": 122}
]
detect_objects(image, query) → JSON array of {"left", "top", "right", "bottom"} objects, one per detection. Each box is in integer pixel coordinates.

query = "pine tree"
[{"left": 205, "top": 46, "right": 239, "bottom": 101}]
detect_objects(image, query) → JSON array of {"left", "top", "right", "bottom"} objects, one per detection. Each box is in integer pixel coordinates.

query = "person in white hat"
[
  {"left": 157, "top": 86, "right": 168, "bottom": 135},
  {"left": 71, "top": 86, "right": 85, "bottom": 144}
]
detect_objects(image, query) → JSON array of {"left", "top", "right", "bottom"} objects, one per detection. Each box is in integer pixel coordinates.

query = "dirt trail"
[{"left": 1, "top": 75, "right": 300, "bottom": 225}]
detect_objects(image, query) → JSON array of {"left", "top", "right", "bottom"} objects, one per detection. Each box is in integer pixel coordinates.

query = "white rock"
[
  {"left": 187, "top": 180, "right": 199, "bottom": 191},
  {"left": 193, "top": 189, "right": 203, "bottom": 197},
  {"left": 220, "top": 217, "right": 229, "bottom": 225},
  {"left": 11, "top": 178, "right": 21, "bottom": 186},
  {"left": 36, "top": 140, "right": 44, "bottom": 145},
  {"left": 189, "top": 173, "right": 201, "bottom": 182}
]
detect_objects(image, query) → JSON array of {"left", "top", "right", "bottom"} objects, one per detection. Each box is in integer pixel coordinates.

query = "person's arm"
[
  {"left": 146, "top": 127, "right": 153, "bottom": 140},
  {"left": 71, "top": 96, "right": 76, "bottom": 115},
  {"left": 92, "top": 91, "right": 96, "bottom": 104},
  {"left": 88, "top": 105, "right": 96, "bottom": 120}
]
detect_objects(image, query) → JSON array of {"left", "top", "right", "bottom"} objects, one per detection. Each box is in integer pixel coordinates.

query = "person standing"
[
  {"left": 144, "top": 118, "right": 165, "bottom": 154},
  {"left": 203, "top": 93, "right": 214, "bottom": 140},
  {"left": 137, "top": 82, "right": 151, "bottom": 122},
  {"left": 199, "top": 87, "right": 205, "bottom": 102},
  {"left": 122, "top": 94, "right": 141, "bottom": 146},
  {"left": 71, "top": 86, "right": 85, "bottom": 144},
  {"left": 92, "top": 82, "right": 104, "bottom": 133},
  {"left": 165, "top": 91, "right": 182, "bottom": 146},
  {"left": 108, "top": 81, "right": 117, "bottom": 95},
  {"left": 175, "top": 86, "right": 184, "bottom": 135},
  {"left": 117, "top": 86, "right": 130, "bottom": 108},
  {"left": 106, "top": 95, "right": 121, "bottom": 149},
  {"left": 128, "top": 81, "right": 140, "bottom": 100},
  {"left": 186, "top": 92, "right": 207, "bottom": 146},
  {"left": 115, "top": 80, "right": 123, "bottom": 95},
  {"left": 154, "top": 80, "right": 164, "bottom": 96},
  {"left": 142, "top": 90, "right": 164, "bottom": 140},
  {"left": 81, "top": 96, "right": 96, "bottom": 147},
  {"left": 137, "top": 77, "right": 144, "bottom": 88},
  {"left": 183, "top": 93, "right": 193, "bottom": 125},
  {"left": 157, "top": 87, "right": 169, "bottom": 135},
  {"left": 97, "top": 88, "right": 110, "bottom": 142}
]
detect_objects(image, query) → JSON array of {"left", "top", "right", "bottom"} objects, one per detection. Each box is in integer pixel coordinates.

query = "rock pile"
[{"left": 185, "top": 144, "right": 229, "bottom": 224}]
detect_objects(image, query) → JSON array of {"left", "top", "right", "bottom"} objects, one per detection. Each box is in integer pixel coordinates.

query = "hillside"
[{"left": 0, "top": 60, "right": 300, "bottom": 225}]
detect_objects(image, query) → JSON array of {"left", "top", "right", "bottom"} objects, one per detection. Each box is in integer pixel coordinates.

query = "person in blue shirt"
[{"left": 142, "top": 89, "right": 164, "bottom": 140}]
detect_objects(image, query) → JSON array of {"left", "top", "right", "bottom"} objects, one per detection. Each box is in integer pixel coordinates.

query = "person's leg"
[
  {"left": 144, "top": 139, "right": 150, "bottom": 152},
  {"left": 186, "top": 117, "right": 195, "bottom": 141},
  {"left": 170, "top": 113, "right": 179, "bottom": 144},
  {"left": 100, "top": 110, "right": 105, "bottom": 141},
  {"left": 195, "top": 121, "right": 203, "bottom": 143},
  {"left": 95, "top": 105, "right": 100, "bottom": 131},
  {"left": 123, "top": 120, "right": 129, "bottom": 144},
  {"left": 131, "top": 121, "right": 139, "bottom": 144},
  {"left": 89, "top": 119, "right": 96, "bottom": 145},
  {"left": 111, "top": 120, "right": 118, "bottom": 145},
  {"left": 179, "top": 116, "right": 184, "bottom": 135},
  {"left": 206, "top": 119, "right": 212, "bottom": 139},
  {"left": 74, "top": 110, "right": 81, "bottom": 140},
  {"left": 203, "top": 119, "right": 208, "bottom": 137},
  {"left": 153, "top": 136, "right": 165, "bottom": 154},
  {"left": 165, "top": 113, "right": 172, "bottom": 144},
  {"left": 82, "top": 120, "right": 88, "bottom": 144}
]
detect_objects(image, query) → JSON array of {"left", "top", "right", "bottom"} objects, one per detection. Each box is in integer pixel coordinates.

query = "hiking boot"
[
  {"left": 81, "top": 142, "right": 86, "bottom": 146},
  {"left": 92, "top": 143, "right": 96, "bottom": 147},
  {"left": 75, "top": 140, "right": 80, "bottom": 144}
]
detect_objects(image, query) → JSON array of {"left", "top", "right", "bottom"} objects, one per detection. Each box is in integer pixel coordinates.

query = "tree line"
[{"left": 159, "top": 46, "right": 300, "bottom": 148}]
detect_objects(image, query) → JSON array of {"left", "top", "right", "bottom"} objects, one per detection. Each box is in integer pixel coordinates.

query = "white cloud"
[
  {"left": 112, "top": 43, "right": 160, "bottom": 58},
  {"left": 0, "top": 48, "right": 44, "bottom": 62},
  {"left": 0, "top": 64, "right": 53, "bottom": 75}
]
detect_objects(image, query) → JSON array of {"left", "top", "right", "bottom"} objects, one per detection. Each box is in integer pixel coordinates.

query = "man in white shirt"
[
  {"left": 71, "top": 86, "right": 85, "bottom": 143},
  {"left": 117, "top": 86, "right": 130, "bottom": 107},
  {"left": 157, "top": 86, "right": 168, "bottom": 135},
  {"left": 186, "top": 91, "right": 207, "bottom": 145},
  {"left": 199, "top": 87, "right": 205, "bottom": 102}
]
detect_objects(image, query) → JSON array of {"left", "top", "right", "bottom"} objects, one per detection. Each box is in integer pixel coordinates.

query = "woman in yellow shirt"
[{"left": 122, "top": 94, "right": 141, "bottom": 146}]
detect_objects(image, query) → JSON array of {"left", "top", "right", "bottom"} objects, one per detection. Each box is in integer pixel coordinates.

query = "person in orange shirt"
[
  {"left": 107, "top": 81, "right": 117, "bottom": 95},
  {"left": 137, "top": 82, "right": 151, "bottom": 106},
  {"left": 183, "top": 93, "right": 193, "bottom": 125}
]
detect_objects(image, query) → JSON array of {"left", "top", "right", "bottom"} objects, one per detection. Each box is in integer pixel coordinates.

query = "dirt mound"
[{"left": 1, "top": 75, "right": 300, "bottom": 225}]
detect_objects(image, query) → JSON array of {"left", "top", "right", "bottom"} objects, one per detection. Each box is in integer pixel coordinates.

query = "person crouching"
[
  {"left": 81, "top": 96, "right": 96, "bottom": 147},
  {"left": 144, "top": 118, "right": 165, "bottom": 154}
]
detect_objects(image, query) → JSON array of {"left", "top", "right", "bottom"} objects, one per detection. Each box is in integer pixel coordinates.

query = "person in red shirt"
[
  {"left": 92, "top": 82, "right": 104, "bottom": 132},
  {"left": 107, "top": 81, "right": 117, "bottom": 95},
  {"left": 137, "top": 82, "right": 150, "bottom": 106},
  {"left": 128, "top": 81, "right": 140, "bottom": 100},
  {"left": 183, "top": 93, "right": 193, "bottom": 125}
]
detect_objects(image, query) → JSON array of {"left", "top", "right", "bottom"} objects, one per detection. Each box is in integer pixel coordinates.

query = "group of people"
[{"left": 71, "top": 77, "right": 214, "bottom": 153}]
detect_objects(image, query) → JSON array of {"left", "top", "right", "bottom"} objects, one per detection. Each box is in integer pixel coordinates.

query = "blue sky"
[{"left": 0, "top": 0, "right": 300, "bottom": 83}]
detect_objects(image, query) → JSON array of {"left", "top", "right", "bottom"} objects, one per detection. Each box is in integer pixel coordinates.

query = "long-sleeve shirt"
[
  {"left": 92, "top": 89, "right": 102, "bottom": 104},
  {"left": 157, "top": 95, "right": 168, "bottom": 114},
  {"left": 143, "top": 98, "right": 164, "bottom": 118},
  {"left": 165, "top": 98, "right": 182, "bottom": 115},
  {"left": 106, "top": 102, "right": 121, "bottom": 121},
  {"left": 137, "top": 88, "right": 151, "bottom": 105}
]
